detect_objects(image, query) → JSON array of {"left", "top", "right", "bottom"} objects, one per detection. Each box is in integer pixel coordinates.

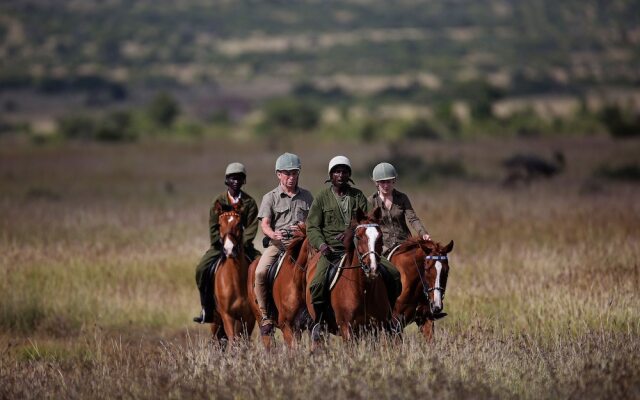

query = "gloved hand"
[{"left": 319, "top": 243, "right": 333, "bottom": 256}]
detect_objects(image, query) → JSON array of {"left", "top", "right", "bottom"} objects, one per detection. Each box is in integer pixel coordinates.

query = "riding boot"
[
  {"left": 193, "top": 265, "right": 216, "bottom": 324},
  {"left": 311, "top": 303, "right": 326, "bottom": 342},
  {"left": 378, "top": 265, "right": 398, "bottom": 310}
]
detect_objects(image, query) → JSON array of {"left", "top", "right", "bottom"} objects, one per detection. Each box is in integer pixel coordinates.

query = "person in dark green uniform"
[
  {"left": 306, "top": 155, "right": 402, "bottom": 331},
  {"left": 193, "top": 162, "right": 260, "bottom": 324}
]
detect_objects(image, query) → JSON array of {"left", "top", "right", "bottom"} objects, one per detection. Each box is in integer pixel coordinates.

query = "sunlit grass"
[{"left": 1, "top": 137, "right": 639, "bottom": 398}]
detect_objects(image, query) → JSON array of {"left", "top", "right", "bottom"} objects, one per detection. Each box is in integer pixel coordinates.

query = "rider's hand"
[
  {"left": 422, "top": 233, "right": 431, "bottom": 242},
  {"left": 319, "top": 243, "right": 333, "bottom": 256},
  {"left": 273, "top": 230, "right": 284, "bottom": 240}
]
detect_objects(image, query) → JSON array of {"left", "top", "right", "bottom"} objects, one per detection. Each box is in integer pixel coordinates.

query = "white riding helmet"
[
  {"left": 372, "top": 162, "right": 397, "bottom": 181},
  {"left": 275, "top": 152, "right": 302, "bottom": 172},
  {"left": 225, "top": 162, "right": 246, "bottom": 176},
  {"left": 328, "top": 155, "right": 352, "bottom": 176}
]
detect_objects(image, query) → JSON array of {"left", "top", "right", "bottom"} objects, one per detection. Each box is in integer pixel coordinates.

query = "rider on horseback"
[
  {"left": 306, "top": 156, "right": 402, "bottom": 332},
  {"left": 193, "top": 162, "right": 261, "bottom": 324},
  {"left": 254, "top": 153, "right": 314, "bottom": 335},
  {"left": 369, "top": 162, "right": 431, "bottom": 255}
]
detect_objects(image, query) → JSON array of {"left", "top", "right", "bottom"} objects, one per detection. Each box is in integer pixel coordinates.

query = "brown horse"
[
  {"left": 248, "top": 223, "right": 311, "bottom": 349},
  {"left": 305, "top": 207, "right": 391, "bottom": 348},
  {"left": 209, "top": 201, "right": 255, "bottom": 343},
  {"left": 390, "top": 238, "right": 453, "bottom": 342}
]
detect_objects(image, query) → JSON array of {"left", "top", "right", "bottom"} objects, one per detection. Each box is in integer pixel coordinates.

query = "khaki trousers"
[{"left": 254, "top": 244, "right": 281, "bottom": 316}]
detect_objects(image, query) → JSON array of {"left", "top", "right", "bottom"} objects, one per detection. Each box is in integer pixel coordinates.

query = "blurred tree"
[{"left": 147, "top": 92, "right": 180, "bottom": 128}]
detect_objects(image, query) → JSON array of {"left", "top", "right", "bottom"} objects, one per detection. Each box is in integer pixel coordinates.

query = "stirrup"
[{"left": 311, "top": 322, "right": 325, "bottom": 342}]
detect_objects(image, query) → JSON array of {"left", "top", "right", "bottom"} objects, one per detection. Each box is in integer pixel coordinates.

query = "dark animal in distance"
[{"left": 502, "top": 151, "right": 565, "bottom": 186}]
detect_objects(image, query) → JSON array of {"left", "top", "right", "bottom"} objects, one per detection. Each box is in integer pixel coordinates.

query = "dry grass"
[{"left": 1, "top": 136, "right": 639, "bottom": 399}]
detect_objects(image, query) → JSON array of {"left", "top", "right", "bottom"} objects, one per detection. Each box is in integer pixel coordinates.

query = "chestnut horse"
[
  {"left": 248, "top": 223, "right": 311, "bottom": 349},
  {"left": 390, "top": 238, "right": 453, "bottom": 342},
  {"left": 209, "top": 201, "right": 255, "bottom": 343},
  {"left": 305, "top": 207, "right": 391, "bottom": 348}
]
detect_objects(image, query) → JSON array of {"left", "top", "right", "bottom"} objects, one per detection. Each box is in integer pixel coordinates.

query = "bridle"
[
  {"left": 348, "top": 223, "right": 383, "bottom": 277},
  {"left": 331, "top": 223, "right": 382, "bottom": 274},
  {"left": 219, "top": 210, "right": 243, "bottom": 258},
  {"left": 416, "top": 253, "right": 448, "bottom": 316}
]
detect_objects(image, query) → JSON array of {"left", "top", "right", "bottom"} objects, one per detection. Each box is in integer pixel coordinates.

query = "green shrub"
[
  {"left": 147, "top": 92, "right": 180, "bottom": 128},
  {"left": 599, "top": 105, "right": 640, "bottom": 138}
]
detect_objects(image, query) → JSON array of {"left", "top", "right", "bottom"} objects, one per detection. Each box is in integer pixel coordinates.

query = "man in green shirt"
[
  {"left": 193, "top": 162, "right": 260, "bottom": 324},
  {"left": 306, "top": 156, "right": 402, "bottom": 328}
]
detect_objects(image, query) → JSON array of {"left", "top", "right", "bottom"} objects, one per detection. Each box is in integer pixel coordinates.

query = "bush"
[
  {"left": 261, "top": 97, "right": 319, "bottom": 132},
  {"left": 596, "top": 164, "right": 640, "bottom": 182},
  {"left": 599, "top": 105, "right": 640, "bottom": 138},
  {"left": 95, "top": 111, "right": 136, "bottom": 142},
  {"left": 57, "top": 115, "right": 97, "bottom": 140},
  {"left": 147, "top": 92, "right": 180, "bottom": 128}
]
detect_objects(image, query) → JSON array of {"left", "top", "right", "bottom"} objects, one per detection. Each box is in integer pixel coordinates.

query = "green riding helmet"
[
  {"left": 328, "top": 155, "right": 352, "bottom": 176},
  {"left": 372, "top": 162, "right": 397, "bottom": 181},
  {"left": 275, "top": 152, "right": 302, "bottom": 172}
]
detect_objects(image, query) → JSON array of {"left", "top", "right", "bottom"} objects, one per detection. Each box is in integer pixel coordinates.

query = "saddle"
[{"left": 263, "top": 250, "right": 288, "bottom": 321}]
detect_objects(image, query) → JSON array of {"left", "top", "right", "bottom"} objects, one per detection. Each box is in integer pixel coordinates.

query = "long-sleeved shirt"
[
  {"left": 368, "top": 189, "right": 428, "bottom": 250},
  {"left": 209, "top": 190, "right": 259, "bottom": 251},
  {"left": 307, "top": 186, "right": 369, "bottom": 251}
]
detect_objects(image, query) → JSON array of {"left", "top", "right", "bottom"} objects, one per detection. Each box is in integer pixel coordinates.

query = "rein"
[{"left": 351, "top": 223, "right": 382, "bottom": 274}]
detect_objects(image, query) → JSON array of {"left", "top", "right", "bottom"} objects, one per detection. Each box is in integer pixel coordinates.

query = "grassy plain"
[{"left": 1, "top": 136, "right": 639, "bottom": 399}]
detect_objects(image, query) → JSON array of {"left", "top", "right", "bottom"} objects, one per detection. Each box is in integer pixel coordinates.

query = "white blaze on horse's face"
[
  {"left": 223, "top": 235, "right": 235, "bottom": 257},
  {"left": 433, "top": 261, "right": 443, "bottom": 310},
  {"left": 364, "top": 226, "right": 379, "bottom": 275}
]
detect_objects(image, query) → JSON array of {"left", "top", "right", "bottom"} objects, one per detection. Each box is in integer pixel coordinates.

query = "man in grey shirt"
[{"left": 255, "top": 152, "right": 314, "bottom": 335}]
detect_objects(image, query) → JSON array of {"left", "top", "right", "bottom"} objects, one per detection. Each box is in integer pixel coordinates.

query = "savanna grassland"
[{"left": 1, "top": 136, "right": 639, "bottom": 399}]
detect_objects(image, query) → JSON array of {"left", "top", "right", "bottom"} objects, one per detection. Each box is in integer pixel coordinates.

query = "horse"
[
  {"left": 305, "top": 207, "right": 392, "bottom": 349},
  {"left": 389, "top": 238, "right": 453, "bottom": 342},
  {"left": 209, "top": 201, "right": 256, "bottom": 344},
  {"left": 248, "top": 222, "right": 311, "bottom": 349}
]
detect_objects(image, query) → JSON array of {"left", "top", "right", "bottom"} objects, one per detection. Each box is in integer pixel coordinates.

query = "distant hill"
[{"left": 1, "top": 0, "right": 638, "bottom": 89}]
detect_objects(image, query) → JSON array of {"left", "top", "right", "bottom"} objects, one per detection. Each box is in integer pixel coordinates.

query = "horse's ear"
[
  {"left": 214, "top": 201, "right": 224, "bottom": 214},
  {"left": 355, "top": 208, "right": 367, "bottom": 223},
  {"left": 443, "top": 240, "right": 454, "bottom": 253},
  {"left": 370, "top": 206, "right": 382, "bottom": 222},
  {"left": 232, "top": 202, "right": 241, "bottom": 212}
]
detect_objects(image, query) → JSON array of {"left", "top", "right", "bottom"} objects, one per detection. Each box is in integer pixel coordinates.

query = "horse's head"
[
  {"left": 420, "top": 239, "right": 453, "bottom": 317},
  {"left": 350, "top": 207, "right": 384, "bottom": 279},
  {"left": 216, "top": 201, "right": 243, "bottom": 258}
]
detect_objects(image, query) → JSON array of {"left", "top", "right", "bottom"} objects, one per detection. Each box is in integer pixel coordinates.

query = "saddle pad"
[
  {"left": 271, "top": 251, "right": 287, "bottom": 282},
  {"left": 328, "top": 254, "right": 348, "bottom": 291}
]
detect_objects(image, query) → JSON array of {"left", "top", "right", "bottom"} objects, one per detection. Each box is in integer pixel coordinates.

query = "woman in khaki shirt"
[{"left": 369, "top": 162, "right": 431, "bottom": 254}]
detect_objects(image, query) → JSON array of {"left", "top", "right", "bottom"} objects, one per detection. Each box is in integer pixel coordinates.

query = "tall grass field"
[{"left": 1, "top": 136, "right": 639, "bottom": 399}]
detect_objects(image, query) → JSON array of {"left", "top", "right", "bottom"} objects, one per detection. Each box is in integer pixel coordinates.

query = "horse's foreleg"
[
  {"left": 421, "top": 320, "right": 435, "bottom": 343},
  {"left": 282, "top": 324, "right": 297, "bottom": 349},
  {"left": 220, "top": 312, "right": 238, "bottom": 344}
]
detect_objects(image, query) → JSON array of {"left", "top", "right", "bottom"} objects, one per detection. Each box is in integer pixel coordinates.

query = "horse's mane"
[
  {"left": 391, "top": 237, "right": 445, "bottom": 257},
  {"left": 391, "top": 237, "right": 424, "bottom": 256}
]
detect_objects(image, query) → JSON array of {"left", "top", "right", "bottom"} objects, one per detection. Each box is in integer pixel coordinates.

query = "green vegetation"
[{"left": 0, "top": 0, "right": 638, "bottom": 142}]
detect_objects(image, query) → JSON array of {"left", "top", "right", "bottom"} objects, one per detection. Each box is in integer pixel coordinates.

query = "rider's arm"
[
  {"left": 208, "top": 196, "right": 222, "bottom": 247},
  {"left": 402, "top": 193, "right": 429, "bottom": 237},
  {"left": 243, "top": 197, "right": 260, "bottom": 245},
  {"left": 306, "top": 192, "right": 327, "bottom": 250}
]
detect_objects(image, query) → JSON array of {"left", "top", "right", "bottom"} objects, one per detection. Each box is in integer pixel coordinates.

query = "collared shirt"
[
  {"left": 369, "top": 189, "right": 428, "bottom": 250},
  {"left": 307, "top": 186, "right": 369, "bottom": 251},
  {"left": 258, "top": 185, "right": 314, "bottom": 233}
]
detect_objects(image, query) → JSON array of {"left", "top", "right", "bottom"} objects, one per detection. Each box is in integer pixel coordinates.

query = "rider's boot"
[
  {"left": 310, "top": 303, "right": 326, "bottom": 342},
  {"left": 193, "top": 278, "right": 215, "bottom": 324},
  {"left": 259, "top": 307, "right": 274, "bottom": 336}
]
